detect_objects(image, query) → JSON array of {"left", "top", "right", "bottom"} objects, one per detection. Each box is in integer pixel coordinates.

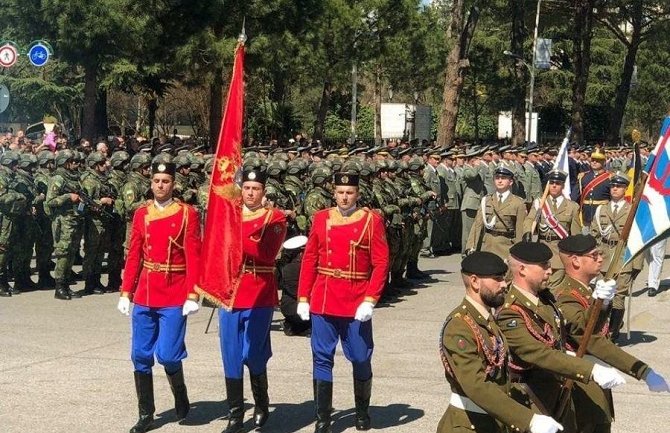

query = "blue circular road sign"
[{"left": 28, "top": 42, "right": 50, "bottom": 67}]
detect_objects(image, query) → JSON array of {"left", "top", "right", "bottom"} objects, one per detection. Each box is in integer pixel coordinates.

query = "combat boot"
[
  {"left": 166, "top": 367, "right": 190, "bottom": 420},
  {"left": 130, "top": 371, "right": 155, "bottom": 433},
  {"left": 0, "top": 275, "right": 12, "bottom": 297},
  {"left": 93, "top": 273, "right": 108, "bottom": 293},
  {"left": 405, "top": 260, "right": 429, "bottom": 280},
  {"left": 54, "top": 280, "right": 71, "bottom": 300},
  {"left": 37, "top": 271, "right": 56, "bottom": 289},
  {"left": 14, "top": 272, "right": 38, "bottom": 292},
  {"left": 353, "top": 377, "right": 372, "bottom": 430},
  {"left": 250, "top": 372, "right": 269, "bottom": 427},
  {"left": 314, "top": 379, "right": 333, "bottom": 433},
  {"left": 107, "top": 270, "right": 122, "bottom": 293},
  {"left": 222, "top": 378, "right": 244, "bottom": 433}
]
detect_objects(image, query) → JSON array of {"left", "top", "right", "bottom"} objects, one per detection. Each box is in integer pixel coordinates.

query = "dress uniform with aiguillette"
[
  {"left": 218, "top": 168, "right": 287, "bottom": 433},
  {"left": 119, "top": 161, "right": 202, "bottom": 433},
  {"left": 298, "top": 172, "right": 390, "bottom": 432}
]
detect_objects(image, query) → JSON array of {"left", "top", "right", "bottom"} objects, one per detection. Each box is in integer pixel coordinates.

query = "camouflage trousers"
[
  {"left": 83, "top": 217, "right": 109, "bottom": 279},
  {"left": 11, "top": 215, "right": 37, "bottom": 279},
  {"left": 0, "top": 215, "right": 15, "bottom": 278},
  {"left": 106, "top": 218, "right": 126, "bottom": 289},
  {"left": 52, "top": 215, "right": 83, "bottom": 281},
  {"left": 35, "top": 214, "right": 54, "bottom": 274},
  {"left": 386, "top": 225, "right": 403, "bottom": 278}
]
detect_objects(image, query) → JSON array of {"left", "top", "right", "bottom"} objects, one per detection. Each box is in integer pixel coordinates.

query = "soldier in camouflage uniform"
[
  {"left": 188, "top": 154, "right": 206, "bottom": 190},
  {"left": 120, "top": 153, "right": 153, "bottom": 249},
  {"left": 0, "top": 151, "right": 28, "bottom": 296},
  {"left": 407, "top": 157, "right": 435, "bottom": 280},
  {"left": 302, "top": 165, "right": 333, "bottom": 226},
  {"left": 284, "top": 159, "right": 308, "bottom": 234},
  {"left": 173, "top": 153, "right": 198, "bottom": 205},
  {"left": 11, "top": 153, "right": 41, "bottom": 291},
  {"left": 77, "top": 152, "right": 114, "bottom": 295},
  {"left": 107, "top": 151, "right": 130, "bottom": 292},
  {"left": 34, "top": 151, "right": 57, "bottom": 289},
  {"left": 197, "top": 157, "right": 214, "bottom": 219},
  {"left": 46, "top": 149, "right": 85, "bottom": 300}
]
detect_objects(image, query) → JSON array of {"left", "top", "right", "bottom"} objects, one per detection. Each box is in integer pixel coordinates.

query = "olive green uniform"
[
  {"left": 466, "top": 192, "right": 526, "bottom": 258},
  {"left": 11, "top": 167, "right": 40, "bottom": 286},
  {"left": 80, "top": 168, "right": 113, "bottom": 286},
  {"left": 107, "top": 168, "right": 127, "bottom": 291},
  {"left": 460, "top": 164, "right": 486, "bottom": 252},
  {"left": 34, "top": 167, "right": 55, "bottom": 284},
  {"left": 0, "top": 165, "right": 28, "bottom": 293}
]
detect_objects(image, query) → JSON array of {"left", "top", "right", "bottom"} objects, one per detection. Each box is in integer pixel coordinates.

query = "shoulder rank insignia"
[{"left": 507, "top": 320, "right": 518, "bottom": 328}]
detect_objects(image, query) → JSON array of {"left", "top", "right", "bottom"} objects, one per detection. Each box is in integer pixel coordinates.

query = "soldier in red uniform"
[
  {"left": 117, "top": 161, "right": 202, "bottom": 433},
  {"left": 297, "top": 172, "right": 390, "bottom": 433},
  {"left": 219, "top": 168, "right": 287, "bottom": 433}
]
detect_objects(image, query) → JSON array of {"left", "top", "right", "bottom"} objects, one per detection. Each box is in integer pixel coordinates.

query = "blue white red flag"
[{"left": 624, "top": 116, "right": 670, "bottom": 264}]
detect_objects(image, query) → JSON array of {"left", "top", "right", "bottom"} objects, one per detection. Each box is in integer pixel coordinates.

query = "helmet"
[
  {"left": 190, "top": 154, "right": 204, "bottom": 170},
  {"left": 174, "top": 153, "right": 191, "bottom": 169},
  {"left": 37, "top": 150, "right": 55, "bottom": 166},
  {"left": 286, "top": 159, "right": 304, "bottom": 175},
  {"left": 0, "top": 150, "right": 21, "bottom": 166},
  {"left": 243, "top": 158, "right": 263, "bottom": 172},
  {"left": 129, "top": 153, "right": 152, "bottom": 171},
  {"left": 204, "top": 158, "right": 214, "bottom": 174},
  {"left": 152, "top": 153, "right": 173, "bottom": 165},
  {"left": 311, "top": 166, "right": 333, "bottom": 185},
  {"left": 244, "top": 151, "right": 261, "bottom": 160},
  {"left": 397, "top": 161, "right": 408, "bottom": 173},
  {"left": 55, "top": 149, "right": 75, "bottom": 167},
  {"left": 375, "top": 160, "right": 388, "bottom": 172},
  {"left": 110, "top": 151, "right": 130, "bottom": 168},
  {"left": 266, "top": 160, "right": 287, "bottom": 177},
  {"left": 386, "top": 160, "right": 398, "bottom": 172},
  {"left": 86, "top": 151, "right": 106, "bottom": 168},
  {"left": 408, "top": 157, "right": 424, "bottom": 171},
  {"left": 18, "top": 153, "right": 37, "bottom": 169},
  {"left": 341, "top": 161, "right": 361, "bottom": 174},
  {"left": 359, "top": 161, "right": 373, "bottom": 177}
]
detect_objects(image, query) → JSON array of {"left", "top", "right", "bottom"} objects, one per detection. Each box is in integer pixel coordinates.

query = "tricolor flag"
[
  {"left": 553, "top": 128, "right": 572, "bottom": 198},
  {"left": 197, "top": 37, "right": 246, "bottom": 308},
  {"left": 623, "top": 116, "right": 670, "bottom": 264}
]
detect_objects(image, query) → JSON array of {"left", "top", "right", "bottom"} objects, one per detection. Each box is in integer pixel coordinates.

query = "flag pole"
[{"left": 554, "top": 168, "right": 649, "bottom": 419}]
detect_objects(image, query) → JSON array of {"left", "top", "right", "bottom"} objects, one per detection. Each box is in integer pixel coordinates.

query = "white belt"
[
  {"left": 449, "top": 393, "right": 487, "bottom": 414},
  {"left": 566, "top": 350, "right": 611, "bottom": 369}
]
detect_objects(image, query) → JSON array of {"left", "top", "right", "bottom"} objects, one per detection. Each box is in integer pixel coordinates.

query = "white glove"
[
  {"left": 529, "top": 414, "right": 564, "bottom": 433},
  {"left": 354, "top": 301, "right": 375, "bottom": 322},
  {"left": 645, "top": 369, "right": 670, "bottom": 393},
  {"left": 182, "top": 299, "right": 200, "bottom": 316},
  {"left": 592, "top": 279, "right": 617, "bottom": 302},
  {"left": 591, "top": 364, "right": 626, "bottom": 389},
  {"left": 117, "top": 297, "right": 130, "bottom": 316},
  {"left": 297, "top": 302, "right": 310, "bottom": 321}
]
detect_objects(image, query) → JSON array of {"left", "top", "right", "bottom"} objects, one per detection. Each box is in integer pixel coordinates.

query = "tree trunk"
[
  {"left": 437, "top": 0, "right": 465, "bottom": 148},
  {"left": 374, "top": 64, "right": 382, "bottom": 146},
  {"left": 571, "top": 0, "right": 596, "bottom": 145},
  {"left": 147, "top": 98, "right": 158, "bottom": 139},
  {"left": 472, "top": 73, "right": 480, "bottom": 144},
  {"left": 510, "top": 0, "right": 526, "bottom": 147},
  {"left": 209, "top": 66, "right": 224, "bottom": 152},
  {"left": 606, "top": 0, "right": 643, "bottom": 145},
  {"left": 313, "top": 79, "right": 332, "bottom": 140},
  {"left": 82, "top": 62, "right": 98, "bottom": 141},
  {"left": 95, "top": 88, "right": 108, "bottom": 141}
]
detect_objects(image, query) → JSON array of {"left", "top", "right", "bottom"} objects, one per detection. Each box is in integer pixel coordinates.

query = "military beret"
[
  {"left": 333, "top": 172, "right": 359, "bottom": 187},
  {"left": 558, "top": 234, "right": 597, "bottom": 254},
  {"left": 610, "top": 171, "right": 630, "bottom": 186},
  {"left": 461, "top": 251, "right": 508, "bottom": 276},
  {"left": 242, "top": 168, "right": 267, "bottom": 185},
  {"left": 546, "top": 170, "right": 567, "bottom": 183},
  {"left": 494, "top": 165, "right": 514, "bottom": 178},
  {"left": 510, "top": 241, "right": 553, "bottom": 263},
  {"left": 152, "top": 162, "right": 176, "bottom": 177}
]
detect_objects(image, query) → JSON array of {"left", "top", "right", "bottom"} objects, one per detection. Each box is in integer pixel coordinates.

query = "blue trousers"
[
  {"left": 218, "top": 307, "right": 274, "bottom": 379},
  {"left": 131, "top": 305, "right": 187, "bottom": 374},
  {"left": 311, "top": 314, "right": 373, "bottom": 382}
]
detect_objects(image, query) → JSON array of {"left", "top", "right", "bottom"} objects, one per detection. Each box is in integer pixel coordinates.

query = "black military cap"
[
  {"left": 558, "top": 234, "right": 597, "bottom": 254},
  {"left": 242, "top": 168, "right": 267, "bottom": 185},
  {"left": 137, "top": 142, "right": 153, "bottom": 153},
  {"left": 546, "top": 170, "right": 567, "bottom": 183},
  {"left": 499, "top": 145, "right": 511, "bottom": 152},
  {"left": 461, "top": 252, "right": 508, "bottom": 276},
  {"left": 152, "top": 162, "right": 176, "bottom": 177},
  {"left": 610, "top": 171, "right": 630, "bottom": 186},
  {"left": 297, "top": 145, "right": 311, "bottom": 152},
  {"left": 494, "top": 165, "right": 514, "bottom": 178},
  {"left": 397, "top": 147, "right": 412, "bottom": 157},
  {"left": 333, "top": 172, "right": 359, "bottom": 187},
  {"left": 156, "top": 143, "right": 175, "bottom": 155},
  {"left": 510, "top": 241, "right": 553, "bottom": 263}
]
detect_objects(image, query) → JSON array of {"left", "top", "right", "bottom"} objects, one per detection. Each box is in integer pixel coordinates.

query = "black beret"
[
  {"left": 242, "top": 169, "right": 267, "bottom": 185},
  {"left": 151, "top": 162, "right": 176, "bottom": 177},
  {"left": 510, "top": 241, "right": 553, "bottom": 263},
  {"left": 546, "top": 170, "right": 567, "bottom": 182},
  {"left": 333, "top": 172, "right": 359, "bottom": 187},
  {"left": 558, "top": 234, "right": 597, "bottom": 254},
  {"left": 494, "top": 165, "right": 515, "bottom": 178},
  {"left": 461, "top": 251, "right": 507, "bottom": 276}
]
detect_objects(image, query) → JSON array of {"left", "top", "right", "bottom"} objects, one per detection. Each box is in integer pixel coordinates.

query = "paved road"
[{"left": 1, "top": 253, "right": 669, "bottom": 433}]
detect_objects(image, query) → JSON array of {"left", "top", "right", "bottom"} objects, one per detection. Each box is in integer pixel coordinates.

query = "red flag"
[{"left": 196, "top": 42, "right": 245, "bottom": 309}]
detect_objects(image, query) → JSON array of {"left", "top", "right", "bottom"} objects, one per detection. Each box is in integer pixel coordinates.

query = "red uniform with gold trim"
[
  {"left": 298, "top": 207, "right": 390, "bottom": 317},
  {"left": 232, "top": 206, "right": 287, "bottom": 308},
  {"left": 121, "top": 201, "right": 201, "bottom": 307}
]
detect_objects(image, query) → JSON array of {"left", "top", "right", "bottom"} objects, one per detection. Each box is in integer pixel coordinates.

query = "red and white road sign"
[{"left": 0, "top": 44, "right": 18, "bottom": 68}]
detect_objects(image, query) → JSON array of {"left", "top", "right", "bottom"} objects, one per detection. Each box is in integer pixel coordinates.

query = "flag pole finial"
[{"left": 238, "top": 18, "right": 247, "bottom": 44}]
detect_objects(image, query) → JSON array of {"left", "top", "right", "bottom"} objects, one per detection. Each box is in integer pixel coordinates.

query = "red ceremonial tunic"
[
  {"left": 231, "top": 206, "right": 287, "bottom": 309},
  {"left": 121, "top": 201, "right": 201, "bottom": 307},
  {"left": 298, "top": 207, "right": 390, "bottom": 317}
]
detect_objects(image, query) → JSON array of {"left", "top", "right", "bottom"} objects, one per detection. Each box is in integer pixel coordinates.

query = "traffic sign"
[
  {"left": 0, "top": 43, "right": 18, "bottom": 68},
  {"left": 0, "top": 85, "right": 9, "bottom": 114},
  {"left": 28, "top": 41, "right": 50, "bottom": 67}
]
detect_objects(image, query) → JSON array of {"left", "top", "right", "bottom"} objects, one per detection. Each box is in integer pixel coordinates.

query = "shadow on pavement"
[
  {"left": 332, "top": 403, "right": 424, "bottom": 432},
  {"left": 616, "top": 331, "right": 658, "bottom": 347}
]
